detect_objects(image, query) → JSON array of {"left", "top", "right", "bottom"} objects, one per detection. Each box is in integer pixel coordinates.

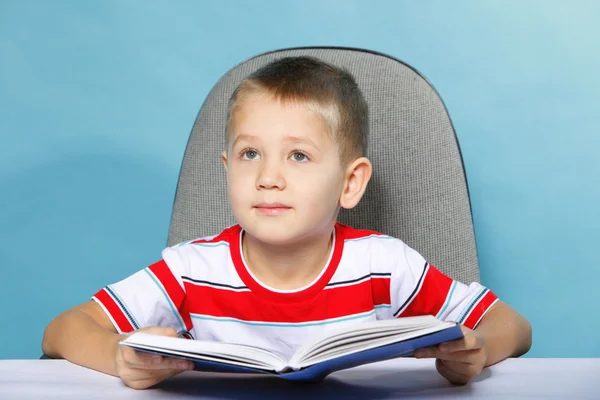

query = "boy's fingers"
[
  {"left": 163, "top": 358, "right": 195, "bottom": 370},
  {"left": 439, "top": 333, "right": 483, "bottom": 353},
  {"left": 413, "top": 346, "right": 437, "bottom": 358},
  {"left": 435, "top": 359, "right": 472, "bottom": 385},
  {"left": 425, "top": 348, "right": 481, "bottom": 363},
  {"left": 121, "top": 347, "right": 152, "bottom": 366},
  {"left": 414, "top": 346, "right": 482, "bottom": 362},
  {"left": 121, "top": 348, "right": 193, "bottom": 370},
  {"left": 137, "top": 326, "right": 178, "bottom": 337},
  {"left": 155, "top": 327, "right": 179, "bottom": 337},
  {"left": 134, "top": 356, "right": 193, "bottom": 370},
  {"left": 119, "top": 326, "right": 184, "bottom": 369}
]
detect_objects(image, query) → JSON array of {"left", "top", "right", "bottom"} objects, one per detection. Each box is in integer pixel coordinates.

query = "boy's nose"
[{"left": 256, "top": 162, "right": 286, "bottom": 190}]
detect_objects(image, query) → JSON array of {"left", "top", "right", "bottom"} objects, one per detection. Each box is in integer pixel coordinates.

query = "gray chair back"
[{"left": 167, "top": 47, "right": 480, "bottom": 284}]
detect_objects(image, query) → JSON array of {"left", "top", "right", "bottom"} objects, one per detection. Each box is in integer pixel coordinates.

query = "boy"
[{"left": 42, "top": 56, "right": 532, "bottom": 390}]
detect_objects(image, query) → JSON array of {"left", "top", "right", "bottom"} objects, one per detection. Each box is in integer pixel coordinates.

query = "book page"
[
  {"left": 287, "top": 315, "right": 453, "bottom": 368},
  {"left": 120, "top": 333, "right": 287, "bottom": 372},
  {"left": 291, "top": 324, "right": 452, "bottom": 369}
]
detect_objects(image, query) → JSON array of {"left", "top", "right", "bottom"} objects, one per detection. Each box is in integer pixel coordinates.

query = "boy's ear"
[
  {"left": 221, "top": 151, "right": 228, "bottom": 172},
  {"left": 339, "top": 157, "right": 372, "bottom": 210}
]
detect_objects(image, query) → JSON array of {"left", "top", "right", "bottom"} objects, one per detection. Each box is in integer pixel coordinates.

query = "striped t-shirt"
[{"left": 93, "top": 223, "right": 498, "bottom": 359}]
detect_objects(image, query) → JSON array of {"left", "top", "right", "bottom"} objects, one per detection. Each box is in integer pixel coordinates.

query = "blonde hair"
[{"left": 226, "top": 56, "right": 368, "bottom": 165}]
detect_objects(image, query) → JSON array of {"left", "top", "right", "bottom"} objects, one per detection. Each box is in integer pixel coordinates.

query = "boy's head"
[
  {"left": 226, "top": 56, "right": 369, "bottom": 166},
  {"left": 222, "top": 56, "right": 372, "bottom": 245}
]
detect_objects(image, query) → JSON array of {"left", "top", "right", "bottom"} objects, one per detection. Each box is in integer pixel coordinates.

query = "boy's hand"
[
  {"left": 115, "top": 326, "right": 194, "bottom": 389},
  {"left": 414, "top": 325, "right": 487, "bottom": 385}
]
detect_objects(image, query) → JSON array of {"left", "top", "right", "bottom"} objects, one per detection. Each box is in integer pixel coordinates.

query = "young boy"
[{"left": 42, "top": 56, "right": 532, "bottom": 390}]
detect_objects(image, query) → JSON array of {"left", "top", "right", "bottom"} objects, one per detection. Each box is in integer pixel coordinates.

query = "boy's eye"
[
  {"left": 242, "top": 150, "right": 259, "bottom": 160},
  {"left": 291, "top": 152, "right": 308, "bottom": 162}
]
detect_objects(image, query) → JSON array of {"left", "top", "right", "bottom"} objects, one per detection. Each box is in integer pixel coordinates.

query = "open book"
[{"left": 120, "top": 315, "right": 462, "bottom": 382}]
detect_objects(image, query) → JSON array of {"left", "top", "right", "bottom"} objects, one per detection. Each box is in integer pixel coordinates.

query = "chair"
[{"left": 167, "top": 47, "right": 480, "bottom": 284}]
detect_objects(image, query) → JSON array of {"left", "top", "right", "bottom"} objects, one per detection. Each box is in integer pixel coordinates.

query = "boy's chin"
[
  {"left": 245, "top": 227, "right": 301, "bottom": 246},
  {"left": 242, "top": 223, "right": 315, "bottom": 247}
]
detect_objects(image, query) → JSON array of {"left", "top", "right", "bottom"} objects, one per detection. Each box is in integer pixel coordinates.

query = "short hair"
[{"left": 226, "top": 56, "right": 369, "bottom": 165}]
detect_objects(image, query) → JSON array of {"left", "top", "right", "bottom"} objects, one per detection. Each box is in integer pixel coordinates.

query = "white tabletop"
[{"left": 1, "top": 358, "right": 599, "bottom": 399}]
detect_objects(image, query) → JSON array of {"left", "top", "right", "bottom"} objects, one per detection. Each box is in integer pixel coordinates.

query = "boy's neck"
[{"left": 242, "top": 228, "right": 334, "bottom": 291}]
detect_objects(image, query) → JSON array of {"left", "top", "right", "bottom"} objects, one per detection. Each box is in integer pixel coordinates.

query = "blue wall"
[{"left": 1, "top": 0, "right": 598, "bottom": 359}]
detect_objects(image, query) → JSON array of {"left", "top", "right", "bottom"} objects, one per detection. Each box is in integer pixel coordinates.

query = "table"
[{"left": 1, "top": 358, "right": 599, "bottom": 399}]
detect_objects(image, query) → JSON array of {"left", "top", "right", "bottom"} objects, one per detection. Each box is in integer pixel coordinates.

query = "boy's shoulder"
[
  {"left": 335, "top": 223, "right": 425, "bottom": 277},
  {"left": 160, "top": 225, "right": 241, "bottom": 268},
  {"left": 159, "top": 225, "right": 243, "bottom": 281}
]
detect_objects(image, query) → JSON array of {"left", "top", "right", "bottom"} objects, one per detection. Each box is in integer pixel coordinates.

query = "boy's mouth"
[{"left": 253, "top": 202, "right": 292, "bottom": 216}]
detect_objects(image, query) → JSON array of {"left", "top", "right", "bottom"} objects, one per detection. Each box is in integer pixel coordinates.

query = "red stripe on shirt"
[
  {"left": 184, "top": 279, "right": 377, "bottom": 323},
  {"left": 462, "top": 290, "right": 499, "bottom": 329},
  {"left": 147, "top": 260, "right": 193, "bottom": 332},
  {"left": 93, "top": 288, "right": 135, "bottom": 333},
  {"left": 371, "top": 276, "right": 391, "bottom": 306},
  {"left": 338, "top": 223, "right": 387, "bottom": 240},
  {"left": 397, "top": 265, "right": 453, "bottom": 318}
]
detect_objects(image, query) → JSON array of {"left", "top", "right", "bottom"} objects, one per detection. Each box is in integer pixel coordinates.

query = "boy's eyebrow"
[
  {"left": 283, "top": 135, "right": 320, "bottom": 150},
  {"left": 231, "top": 134, "right": 258, "bottom": 146},
  {"left": 232, "top": 134, "right": 320, "bottom": 150}
]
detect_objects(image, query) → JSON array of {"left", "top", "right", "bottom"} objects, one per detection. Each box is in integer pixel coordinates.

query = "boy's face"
[{"left": 223, "top": 92, "right": 346, "bottom": 246}]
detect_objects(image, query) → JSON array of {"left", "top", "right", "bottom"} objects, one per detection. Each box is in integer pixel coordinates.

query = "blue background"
[{"left": 1, "top": 0, "right": 598, "bottom": 359}]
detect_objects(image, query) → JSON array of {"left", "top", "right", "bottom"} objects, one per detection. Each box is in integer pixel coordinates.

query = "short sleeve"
[
  {"left": 390, "top": 242, "right": 499, "bottom": 330},
  {"left": 92, "top": 258, "right": 193, "bottom": 335}
]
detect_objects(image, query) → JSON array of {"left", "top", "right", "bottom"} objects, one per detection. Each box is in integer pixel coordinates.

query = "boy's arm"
[
  {"left": 42, "top": 300, "right": 124, "bottom": 376},
  {"left": 474, "top": 301, "right": 532, "bottom": 366}
]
